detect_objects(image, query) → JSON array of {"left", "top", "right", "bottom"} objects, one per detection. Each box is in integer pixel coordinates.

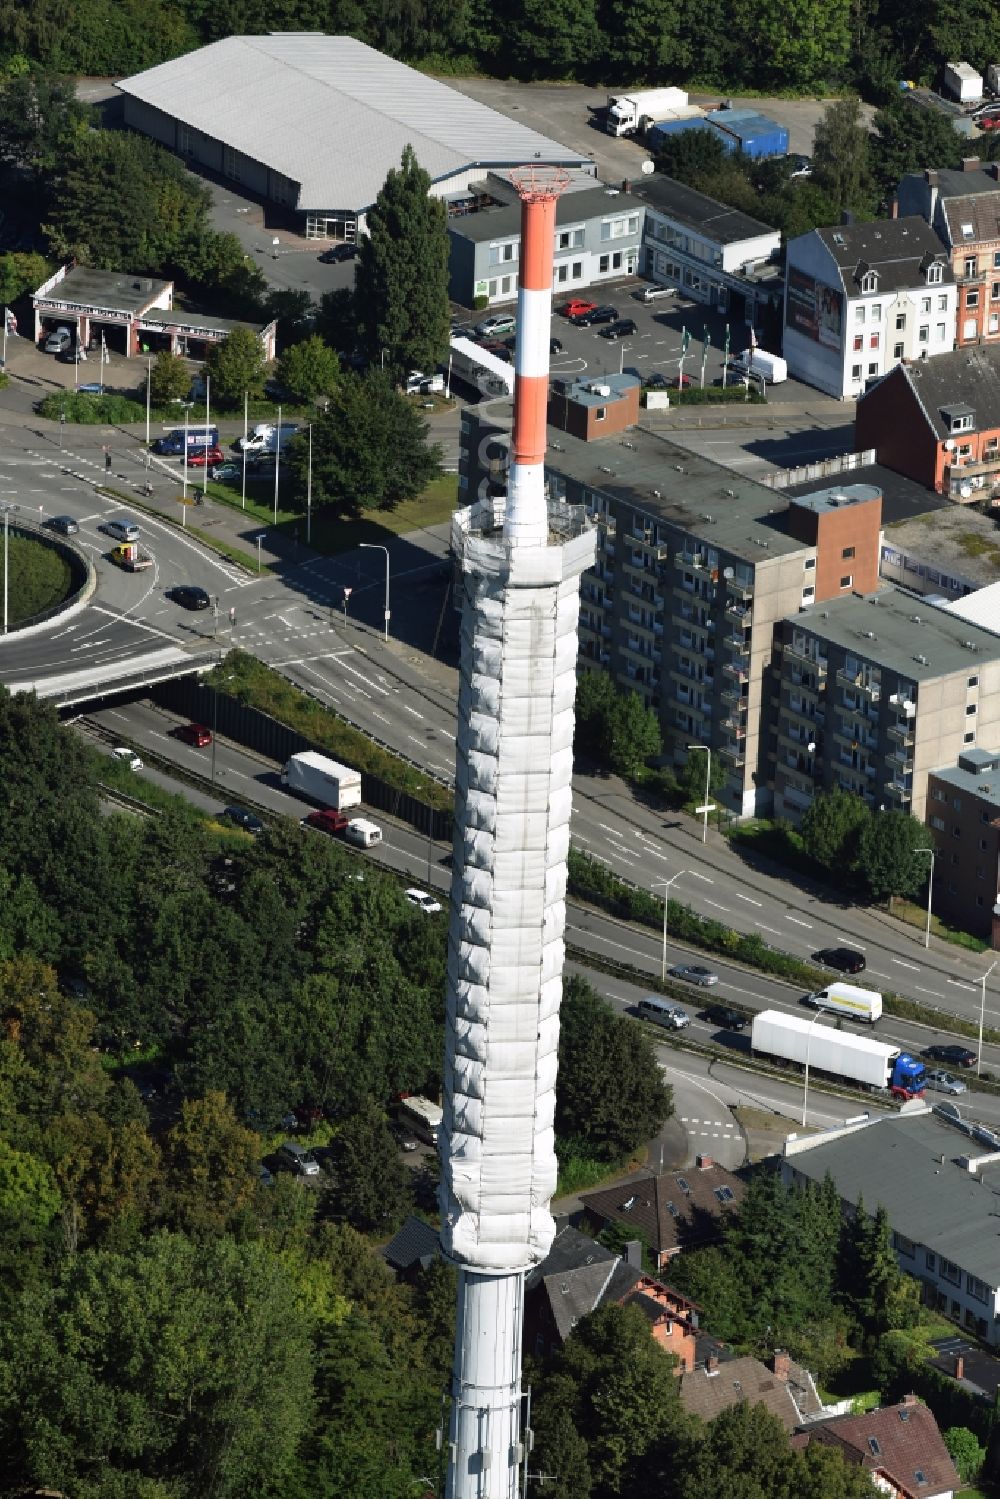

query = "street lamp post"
[
  {"left": 652, "top": 872, "right": 688, "bottom": 981},
  {"left": 209, "top": 674, "right": 234, "bottom": 789},
  {"left": 359, "top": 541, "right": 390, "bottom": 642},
  {"left": 0, "top": 503, "right": 16, "bottom": 636},
  {"left": 802, "top": 1007, "right": 826, "bottom": 1128},
  {"left": 241, "top": 390, "right": 248, "bottom": 512},
  {"left": 256, "top": 534, "right": 265, "bottom": 573},
  {"left": 916, "top": 845, "right": 936, "bottom": 949},
  {"left": 201, "top": 374, "right": 211, "bottom": 501},
  {"left": 181, "top": 401, "right": 193, "bottom": 511},
  {"left": 306, "top": 423, "right": 313, "bottom": 545},
  {"left": 273, "top": 402, "right": 282, "bottom": 525},
  {"left": 979, "top": 960, "right": 998, "bottom": 1077},
  {"left": 687, "top": 742, "right": 713, "bottom": 845},
  {"left": 145, "top": 356, "right": 152, "bottom": 446}
]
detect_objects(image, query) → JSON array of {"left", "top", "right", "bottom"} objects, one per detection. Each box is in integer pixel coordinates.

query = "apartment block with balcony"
[
  {"left": 772, "top": 591, "right": 1000, "bottom": 823},
  {"left": 855, "top": 343, "right": 1000, "bottom": 500},
  {"left": 897, "top": 159, "right": 1000, "bottom": 347},
  {"left": 925, "top": 750, "right": 1000, "bottom": 945},
  {"left": 459, "top": 393, "right": 892, "bottom": 818}
]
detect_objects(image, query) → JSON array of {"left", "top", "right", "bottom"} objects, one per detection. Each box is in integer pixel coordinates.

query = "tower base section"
[{"left": 446, "top": 1267, "right": 525, "bottom": 1499}]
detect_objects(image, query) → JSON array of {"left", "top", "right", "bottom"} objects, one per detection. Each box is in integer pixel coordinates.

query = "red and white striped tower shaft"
[{"left": 503, "top": 170, "right": 568, "bottom": 549}]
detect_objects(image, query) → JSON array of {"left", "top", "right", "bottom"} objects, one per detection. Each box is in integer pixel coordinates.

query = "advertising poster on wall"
[{"left": 787, "top": 267, "right": 842, "bottom": 349}]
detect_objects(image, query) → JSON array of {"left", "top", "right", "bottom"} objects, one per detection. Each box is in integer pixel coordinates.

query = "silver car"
[{"left": 925, "top": 1069, "right": 967, "bottom": 1096}]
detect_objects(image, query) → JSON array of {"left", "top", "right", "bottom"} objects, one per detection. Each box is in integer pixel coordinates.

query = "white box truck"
[
  {"left": 728, "top": 349, "right": 787, "bottom": 384},
  {"left": 803, "top": 982, "right": 882, "bottom": 1024},
  {"left": 944, "top": 61, "right": 983, "bottom": 104},
  {"left": 281, "top": 751, "right": 362, "bottom": 810},
  {"left": 397, "top": 1095, "right": 442, "bottom": 1146},
  {"left": 606, "top": 86, "right": 688, "bottom": 136},
  {"left": 345, "top": 817, "right": 382, "bottom": 848},
  {"left": 751, "top": 1010, "right": 925, "bottom": 1098}
]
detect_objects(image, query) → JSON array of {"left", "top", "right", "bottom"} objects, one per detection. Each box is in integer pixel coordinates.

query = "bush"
[
  {"left": 38, "top": 391, "right": 145, "bottom": 424},
  {"left": 657, "top": 384, "right": 767, "bottom": 405}
]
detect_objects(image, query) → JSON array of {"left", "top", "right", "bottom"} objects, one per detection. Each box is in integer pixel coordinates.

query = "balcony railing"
[
  {"left": 722, "top": 662, "right": 749, "bottom": 682},
  {"left": 888, "top": 722, "right": 915, "bottom": 746},
  {"left": 889, "top": 691, "right": 916, "bottom": 716},
  {"left": 725, "top": 600, "right": 752, "bottom": 624}
]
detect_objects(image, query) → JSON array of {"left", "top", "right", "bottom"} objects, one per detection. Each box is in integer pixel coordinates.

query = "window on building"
[
  {"left": 921, "top": 297, "right": 931, "bottom": 314},
  {"left": 802, "top": 585, "right": 815, "bottom": 601},
  {"left": 965, "top": 731, "right": 976, "bottom": 743},
  {"left": 978, "top": 895, "right": 985, "bottom": 907},
  {"left": 855, "top": 304, "right": 866, "bottom": 323},
  {"left": 853, "top": 334, "right": 863, "bottom": 351},
  {"left": 842, "top": 546, "right": 855, "bottom": 559},
  {"left": 595, "top": 406, "right": 607, "bottom": 421},
  {"left": 572, "top": 261, "right": 583, "bottom": 278},
  {"left": 557, "top": 226, "right": 584, "bottom": 250},
  {"left": 871, "top": 304, "right": 882, "bottom": 321},
  {"left": 926, "top": 1251, "right": 937, "bottom": 1270},
  {"left": 804, "top": 557, "right": 816, "bottom": 570},
  {"left": 959, "top": 443, "right": 972, "bottom": 457},
  {"left": 893, "top": 341, "right": 904, "bottom": 358},
  {"left": 895, "top": 313, "right": 906, "bottom": 330},
  {"left": 968, "top": 1274, "right": 991, "bottom": 1304},
  {"left": 868, "top": 362, "right": 879, "bottom": 375},
  {"left": 965, "top": 255, "right": 978, "bottom": 278},
  {"left": 936, "top": 322, "right": 946, "bottom": 341},
  {"left": 927, "top": 261, "right": 943, "bottom": 283},
  {"left": 939, "top": 294, "right": 949, "bottom": 311},
  {"left": 599, "top": 254, "right": 609, "bottom": 273},
  {"left": 967, "top": 703, "right": 977, "bottom": 715},
  {"left": 968, "top": 289, "right": 981, "bottom": 308},
  {"left": 995, "top": 250, "right": 1000, "bottom": 269},
  {"left": 851, "top": 364, "right": 861, "bottom": 380},
  {"left": 555, "top": 263, "right": 568, "bottom": 283},
  {"left": 861, "top": 273, "right": 877, "bottom": 293},
  {"left": 869, "top": 332, "right": 880, "bottom": 349},
  {"left": 969, "top": 675, "right": 979, "bottom": 687},
  {"left": 941, "top": 1258, "right": 962, "bottom": 1285},
  {"left": 952, "top": 413, "right": 974, "bottom": 432},
  {"left": 840, "top": 574, "right": 853, "bottom": 588},
  {"left": 918, "top": 325, "right": 929, "bottom": 343},
  {"left": 930, "top": 816, "right": 946, "bottom": 831}
]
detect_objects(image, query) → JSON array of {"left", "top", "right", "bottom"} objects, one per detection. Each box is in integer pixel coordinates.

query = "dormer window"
[
  {"left": 961, "top": 223, "right": 975, "bottom": 239},
  {"left": 927, "top": 261, "right": 943, "bottom": 284},
  {"left": 860, "top": 272, "right": 878, "bottom": 294}
]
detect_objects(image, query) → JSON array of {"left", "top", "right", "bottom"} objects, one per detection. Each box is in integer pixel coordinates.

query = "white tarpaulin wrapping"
[{"left": 440, "top": 507, "right": 596, "bottom": 1273}]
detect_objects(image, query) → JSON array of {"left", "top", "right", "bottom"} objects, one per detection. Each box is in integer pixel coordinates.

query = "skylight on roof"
[
  {"left": 868, "top": 1437, "right": 881, "bottom": 1457},
  {"left": 914, "top": 1470, "right": 927, "bottom": 1485},
  {"left": 715, "top": 1185, "right": 735, "bottom": 1204},
  {"left": 833, "top": 232, "right": 845, "bottom": 246},
  {"left": 962, "top": 223, "right": 974, "bottom": 238},
  {"left": 677, "top": 1177, "right": 691, "bottom": 1193}
]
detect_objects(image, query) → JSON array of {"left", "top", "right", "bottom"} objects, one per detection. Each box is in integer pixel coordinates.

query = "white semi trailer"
[
  {"left": 750, "top": 1010, "right": 925, "bottom": 1099},
  {"left": 605, "top": 86, "right": 689, "bottom": 136},
  {"left": 281, "top": 751, "right": 362, "bottom": 810}
]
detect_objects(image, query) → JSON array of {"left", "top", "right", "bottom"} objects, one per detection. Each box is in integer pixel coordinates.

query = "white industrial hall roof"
[{"left": 117, "top": 34, "right": 591, "bottom": 212}]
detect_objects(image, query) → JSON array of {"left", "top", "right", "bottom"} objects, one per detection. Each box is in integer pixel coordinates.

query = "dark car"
[
  {"left": 705, "top": 1005, "right": 748, "bottom": 1031},
  {"left": 570, "top": 304, "right": 619, "bottom": 327},
  {"left": 503, "top": 335, "right": 563, "bottom": 355},
  {"left": 813, "top": 946, "right": 866, "bottom": 975},
  {"left": 318, "top": 243, "right": 357, "bottom": 263},
  {"left": 222, "top": 805, "right": 264, "bottom": 835},
  {"left": 46, "top": 514, "right": 79, "bottom": 535},
  {"left": 599, "top": 318, "right": 637, "bottom": 341},
  {"left": 644, "top": 372, "right": 669, "bottom": 391},
  {"left": 174, "top": 722, "right": 212, "bottom": 748},
  {"left": 925, "top": 1043, "right": 977, "bottom": 1068},
  {"left": 169, "top": 585, "right": 211, "bottom": 611},
  {"left": 670, "top": 963, "right": 719, "bottom": 987}
]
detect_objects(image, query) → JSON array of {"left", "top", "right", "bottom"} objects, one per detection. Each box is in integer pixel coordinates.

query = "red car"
[
  {"left": 185, "top": 446, "right": 224, "bottom": 467},
  {"left": 174, "top": 722, "right": 212, "bottom": 747},
  {"left": 558, "top": 298, "right": 597, "bottom": 319},
  {"left": 304, "top": 808, "right": 349, "bottom": 837}
]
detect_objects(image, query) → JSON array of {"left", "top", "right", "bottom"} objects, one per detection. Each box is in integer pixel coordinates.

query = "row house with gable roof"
[{"left": 897, "top": 158, "right": 1000, "bottom": 348}]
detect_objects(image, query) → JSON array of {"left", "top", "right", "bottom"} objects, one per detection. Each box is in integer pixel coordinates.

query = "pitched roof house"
[
  {"left": 678, "top": 1347, "right": 825, "bottom": 1431},
  {"left": 580, "top": 1164, "right": 745, "bottom": 1269},
  {"left": 897, "top": 160, "right": 1000, "bottom": 348},
  {"left": 804, "top": 1395, "right": 961, "bottom": 1499}
]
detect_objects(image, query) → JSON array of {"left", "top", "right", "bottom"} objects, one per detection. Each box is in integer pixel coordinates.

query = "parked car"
[
  {"left": 925, "top": 1043, "right": 977, "bottom": 1068},
  {"left": 209, "top": 462, "right": 241, "bottom": 482},
  {"left": 304, "top": 808, "right": 349, "bottom": 837},
  {"left": 111, "top": 746, "right": 142, "bottom": 770},
  {"left": 549, "top": 336, "right": 564, "bottom": 355},
  {"left": 570, "top": 304, "right": 619, "bottom": 326},
  {"left": 475, "top": 313, "right": 516, "bottom": 338},
  {"left": 173, "top": 722, "right": 212, "bottom": 748},
  {"left": 558, "top": 298, "right": 597, "bottom": 319},
  {"left": 813, "top": 946, "right": 866, "bottom": 975},
  {"left": 672, "top": 373, "right": 693, "bottom": 388},
  {"left": 318, "top": 243, "right": 357, "bottom": 263},
  {"left": 669, "top": 963, "right": 719, "bottom": 987},
  {"left": 599, "top": 318, "right": 637, "bottom": 340},
  {"left": 636, "top": 284, "right": 675, "bottom": 302},
  {"left": 787, "top": 153, "right": 813, "bottom": 177},
  {"left": 704, "top": 1005, "right": 748, "bottom": 1031},
  {"left": 924, "top": 1069, "right": 967, "bottom": 1095},
  {"left": 644, "top": 372, "right": 669, "bottom": 390},
  {"left": 43, "top": 326, "right": 72, "bottom": 354},
  {"left": 45, "top": 514, "right": 79, "bottom": 535},
  {"left": 277, "top": 1141, "right": 321, "bottom": 1177},
  {"left": 168, "top": 585, "right": 211, "bottom": 611},
  {"left": 477, "top": 339, "right": 512, "bottom": 362},
  {"left": 221, "top": 805, "right": 264, "bottom": 835},
  {"left": 405, "top": 887, "right": 443, "bottom": 914},
  {"left": 184, "top": 446, "right": 225, "bottom": 468}
]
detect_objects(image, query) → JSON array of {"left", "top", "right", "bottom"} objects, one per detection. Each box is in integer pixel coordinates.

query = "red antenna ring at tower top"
[{"left": 508, "top": 164, "right": 572, "bottom": 203}]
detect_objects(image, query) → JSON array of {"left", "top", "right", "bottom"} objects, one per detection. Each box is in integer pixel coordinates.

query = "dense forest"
[{"left": 0, "top": 0, "right": 996, "bottom": 101}]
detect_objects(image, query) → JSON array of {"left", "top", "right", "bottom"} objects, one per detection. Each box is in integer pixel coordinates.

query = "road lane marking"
[
  {"left": 754, "top": 923, "right": 781, "bottom": 935},
  {"left": 688, "top": 871, "right": 713, "bottom": 883},
  {"left": 947, "top": 979, "right": 977, "bottom": 991},
  {"left": 838, "top": 935, "right": 865, "bottom": 947},
  {"left": 892, "top": 959, "right": 920, "bottom": 971},
  {"left": 736, "top": 893, "right": 762, "bottom": 906},
  {"left": 705, "top": 900, "right": 729, "bottom": 913},
  {"left": 786, "top": 916, "right": 812, "bottom": 928}
]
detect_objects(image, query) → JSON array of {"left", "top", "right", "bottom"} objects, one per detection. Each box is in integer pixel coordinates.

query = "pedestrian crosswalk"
[{"left": 679, "top": 1115, "right": 740, "bottom": 1140}]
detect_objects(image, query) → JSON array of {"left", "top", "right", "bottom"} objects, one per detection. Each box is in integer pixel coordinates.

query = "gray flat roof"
[
  {"left": 450, "top": 185, "right": 644, "bottom": 244},
  {"left": 38, "top": 266, "right": 171, "bottom": 314},
  {"left": 930, "top": 755, "right": 1000, "bottom": 811},
  {"left": 117, "top": 34, "right": 590, "bottom": 213},
  {"left": 883, "top": 502, "right": 1000, "bottom": 587},
  {"left": 149, "top": 310, "right": 269, "bottom": 336},
  {"left": 786, "top": 462, "right": 947, "bottom": 528},
  {"left": 627, "top": 173, "right": 778, "bottom": 246},
  {"left": 788, "top": 1110, "right": 1000, "bottom": 1289},
  {"left": 791, "top": 585, "right": 1000, "bottom": 679},
  {"left": 792, "top": 482, "right": 882, "bottom": 517},
  {"left": 481, "top": 401, "right": 809, "bottom": 564}
]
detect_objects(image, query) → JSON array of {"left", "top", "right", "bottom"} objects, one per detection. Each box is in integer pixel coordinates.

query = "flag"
[
  {"left": 681, "top": 329, "right": 691, "bottom": 354},
  {"left": 749, "top": 325, "right": 758, "bottom": 351},
  {"left": 4, "top": 308, "right": 16, "bottom": 335}
]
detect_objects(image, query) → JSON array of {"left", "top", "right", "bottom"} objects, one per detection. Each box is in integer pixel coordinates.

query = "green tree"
[
  {"left": 148, "top": 349, "right": 191, "bottom": 406},
  {"left": 328, "top": 1098, "right": 412, "bottom": 1233},
  {"left": 276, "top": 334, "right": 341, "bottom": 403},
  {"left": 262, "top": 287, "right": 316, "bottom": 348},
  {"left": 0, "top": 71, "right": 89, "bottom": 182},
  {"left": 204, "top": 325, "right": 267, "bottom": 407},
  {"left": 315, "top": 286, "right": 359, "bottom": 354},
  {"left": 355, "top": 145, "right": 450, "bottom": 378},
  {"left": 801, "top": 787, "right": 870, "bottom": 874},
  {"left": 678, "top": 746, "right": 726, "bottom": 810},
  {"left": 574, "top": 671, "right": 662, "bottom": 780},
  {"left": 0, "top": 1233, "right": 315, "bottom": 1497},
  {"left": 161, "top": 1091, "right": 261, "bottom": 1237},
  {"left": 602, "top": 0, "right": 682, "bottom": 79},
  {"left": 869, "top": 97, "right": 963, "bottom": 202},
  {"left": 655, "top": 128, "right": 729, "bottom": 188},
  {"left": 0, "top": 251, "right": 50, "bottom": 308},
  {"left": 856, "top": 810, "right": 932, "bottom": 904},
  {"left": 175, "top": 228, "right": 267, "bottom": 315},
  {"left": 557, "top": 977, "right": 672, "bottom": 1162},
  {"left": 811, "top": 100, "right": 876, "bottom": 218},
  {"left": 293, "top": 368, "right": 441, "bottom": 514},
  {"left": 43, "top": 129, "right": 209, "bottom": 271},
  {"left": 943, "top": 1426, "right": 984, "bottom": 1484},
  {"left": 499, "top": 0, "right": 600, "bottom": 77},
  {"left": 731, "top": 0, "right": 851, "bottom": 90}
]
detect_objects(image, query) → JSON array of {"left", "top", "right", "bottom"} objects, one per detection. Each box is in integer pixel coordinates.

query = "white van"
[
  {"left": 239, "top": 424, "right": 300, "bottom": 454},
  {"left": 345, "top": 817, "right": 382, "bottom": 848},
  {"left": 728, "top": 349, "right": 788, "bottom": 384},
  {"left": 640, "top": 284, "right": 675, "bottom": 302},
  {"left": 804, "top": 982, "right": 882, "bottom": 1024},
  {"left": 637, "top": 995, "right": 690, "bottom": 1029},
  {"left": 103, "top": 518, "right": 140, "bottom": 543}
]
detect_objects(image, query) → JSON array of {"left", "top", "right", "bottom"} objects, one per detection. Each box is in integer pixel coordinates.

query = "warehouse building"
[{"left": 117, "top": 34, "right": 591, "bottom": 244}]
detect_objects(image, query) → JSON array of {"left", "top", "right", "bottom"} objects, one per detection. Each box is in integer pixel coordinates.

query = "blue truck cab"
[{"left": 889, "top": 1053, "right": 926, "bottom": 1100}]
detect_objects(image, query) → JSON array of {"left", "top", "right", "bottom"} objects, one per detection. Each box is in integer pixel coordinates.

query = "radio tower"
[{"left": 440, "top": 168, "right": 596, "bottom": 1499}]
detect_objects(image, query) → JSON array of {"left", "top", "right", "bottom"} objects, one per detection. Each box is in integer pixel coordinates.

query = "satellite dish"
[
  {"left": 723, "top": 566, "right": 734, "bottom": 579},
  {"left": 943, "top": 438, "right": 956, "bottom": 451},
  {"left": 641, "top": 159, "right": 655, "bottom": 175},
  {"left": 807, "top": 741, "right": 816, "bottom": 753}
]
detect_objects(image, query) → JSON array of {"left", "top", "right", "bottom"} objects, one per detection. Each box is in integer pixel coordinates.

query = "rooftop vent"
[
  {"left": 724, "top": 487, "right": 736, "bottom": 498},
  {"left": 910, "top": 615, "right": 922, "bottom": 624},
  {"left": 864, "top": 631, "right": 877, "bottom": 640},
  {"left": 651, "top": 489, "right": 662, "bottom": 498},
  {"left": 598, "top": 465, "right": 615, "bottom": 475},
  {"left": 914, "top": 653, "right": 929, "bottom": 665}
]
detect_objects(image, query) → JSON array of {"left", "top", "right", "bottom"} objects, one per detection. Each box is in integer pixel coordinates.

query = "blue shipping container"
[
  {"left": 645, "top": 117, "right": 719, "bottom": 152},
  {"left": 706, "top": 110, "right": 789, "bottom": 159}
]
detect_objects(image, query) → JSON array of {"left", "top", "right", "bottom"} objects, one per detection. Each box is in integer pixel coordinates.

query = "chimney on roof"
[
  {"left": 772, "top": 1349, "right": 792, "bottom": 1383},
  {"left": 624, "top": 1239, "right": 643, "bottom": 1268},
  {"left": 925, "top": 169, "right": 939, "bottom": 188},
  {"left": 705, "top": 1352, "right": 720, "bottom": 1375},
  {"left": 842, "top": 209, "right": 855, "bottom": 226},
  {"left": 962, "top": 157, "right": 981, "bottom": 173},
  {"left": 990, "top": 163, "right": 1000, "bottom": 183},
  {"left": 888, "top": 197, "right": 899, "bottom": 220},
  {"left": 954, "top": 1354, "right": 965, "bottom": 1379},
  {"left": 901, "top": 1392, "right": 919, "bottom": 1407},
  {"left": 696, "top": 1154, "right": 714, "bottom": 1169}
]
